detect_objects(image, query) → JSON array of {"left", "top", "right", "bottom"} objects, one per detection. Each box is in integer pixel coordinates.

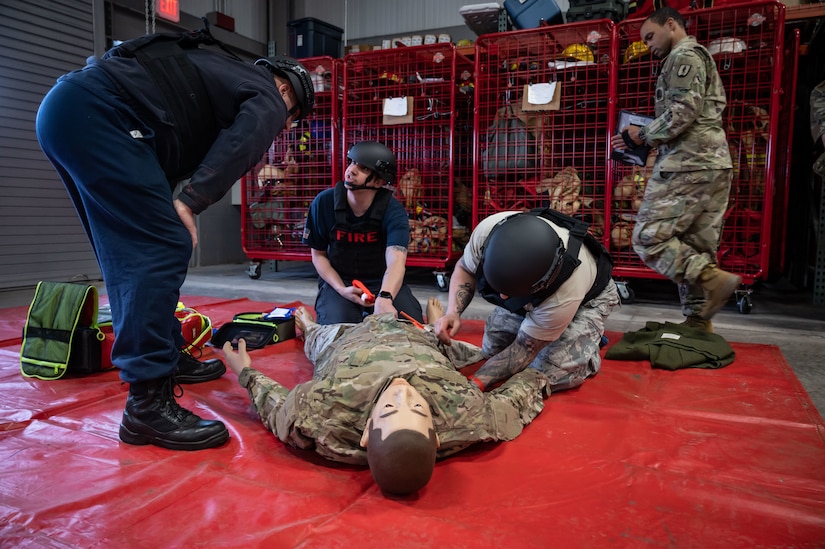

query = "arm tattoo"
[
  {"left": 455, "top": 282, "right": 474, "bottom": 314},
  {"left": 389, "top": 245, "right": 408, "bottom": 254},
  {"left": 475, "top": 331, "right": 549, "bottom": 386}
]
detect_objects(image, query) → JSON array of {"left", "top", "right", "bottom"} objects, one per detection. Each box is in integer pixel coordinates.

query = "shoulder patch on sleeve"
[{"left": 677, "top": 64, "right": 692, "bottom": 78}]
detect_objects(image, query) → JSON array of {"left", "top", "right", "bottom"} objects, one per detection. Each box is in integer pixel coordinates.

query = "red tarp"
[{"left": 2, "top": 297, "right": 824, "bottom": 548}]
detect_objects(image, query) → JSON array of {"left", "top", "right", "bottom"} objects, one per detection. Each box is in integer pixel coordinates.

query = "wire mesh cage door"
[
  {"left": 472, "top": 20, "right": 618, "bottom": 248},
  {"left": 612, "top": 1, "right": 787, "bottom": 286},
  {"left": 241, "top": 56, "right": 342, "bottom": 263},
  {"left": 341, "top": 44, "right": 476, "bottom": 270}
]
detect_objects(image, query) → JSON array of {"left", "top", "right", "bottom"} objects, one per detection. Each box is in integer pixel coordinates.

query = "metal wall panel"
[
  {"left": 293, "top": 0, "right": 468, "bottom": 41},
  {"left": 180, "top": 0, "right": 268, "bottom": 42},
  {"left": 0, "top": 0, "right": 100, "bottom": 290}
]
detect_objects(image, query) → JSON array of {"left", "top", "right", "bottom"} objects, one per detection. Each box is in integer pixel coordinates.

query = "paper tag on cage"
[
  {"left": 383, "top": 97, "right": 414, "bottom": 125},
  {"left": 528, "top": 83, "right": 556, "bottom": 104},
  {"left": 383, "top": 97, "right": 409, "bottom": 116},
  {"left": 522, "top": 83, "right": 560, "bottom": 111}
]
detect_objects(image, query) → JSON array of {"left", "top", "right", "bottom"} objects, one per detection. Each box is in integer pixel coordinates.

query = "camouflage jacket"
[
  {"left": 643, "top": 36, "right": 732, "bottom": 172},
  {"left": 238, "top": 314, "right": 549, "bottom": 464}
]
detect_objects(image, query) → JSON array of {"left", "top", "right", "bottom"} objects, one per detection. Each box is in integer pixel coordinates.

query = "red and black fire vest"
[{"left": 327, "top": 181, "right": 393, "bottom": 281}]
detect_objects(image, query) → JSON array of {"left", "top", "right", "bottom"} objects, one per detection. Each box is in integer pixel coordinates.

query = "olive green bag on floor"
[{"left": 20, "top": 281, "right": 110, "bottom": 380}]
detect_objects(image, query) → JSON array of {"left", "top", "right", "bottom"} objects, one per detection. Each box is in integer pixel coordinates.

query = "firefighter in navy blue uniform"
[
  {"left": 35, "top": 26, "right": 315, "bottom": 451},
  {"left": 303, "top": 142, "right": 424, "bottom": 325}
]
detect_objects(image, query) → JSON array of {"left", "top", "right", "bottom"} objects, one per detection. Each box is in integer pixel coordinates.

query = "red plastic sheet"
[{"left": 2, "top": 297, "right": 824, "bottom": 548}]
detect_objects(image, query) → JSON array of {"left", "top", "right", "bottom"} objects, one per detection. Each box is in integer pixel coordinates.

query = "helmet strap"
[
  {"left": 344, "top": 181, "right": 378, "bottom": 191},
  {"left": 345, "top": 169, "right": 378, "bottom": 191}
]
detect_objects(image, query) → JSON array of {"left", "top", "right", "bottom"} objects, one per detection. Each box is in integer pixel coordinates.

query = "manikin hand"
[{"left": 222, "top": 339, "right": 251, "bottom": 376}]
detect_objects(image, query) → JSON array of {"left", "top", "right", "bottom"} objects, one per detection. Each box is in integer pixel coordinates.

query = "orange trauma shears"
[{"left": 400, "top": 311, "right": 425, "bottom": 329}]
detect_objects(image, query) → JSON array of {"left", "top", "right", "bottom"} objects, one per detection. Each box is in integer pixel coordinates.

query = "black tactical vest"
[
  {"left": 102, "top": 29, "right": 220, "bottom": 180},
  {"left": 476, "top": 208, "right": 613, "bottom": 315},
  {"left": 327, "top": 181, "right": 393, "bottom": 281}
]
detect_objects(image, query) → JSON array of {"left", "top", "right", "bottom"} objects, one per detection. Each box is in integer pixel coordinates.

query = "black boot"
[
  {"left": 119, "top": 376, "right": 229, "bottom": 451},
  {"left": 176, "top": 349, "right": 226, "bottom": 384}
]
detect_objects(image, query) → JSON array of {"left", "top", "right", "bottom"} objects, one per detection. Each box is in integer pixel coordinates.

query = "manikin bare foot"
[
  {"left": 293, "top": 306, "right": 315, "bottom": 336},
  {"left": 426, "top": 297, "right": 444, "bottom": 324}
]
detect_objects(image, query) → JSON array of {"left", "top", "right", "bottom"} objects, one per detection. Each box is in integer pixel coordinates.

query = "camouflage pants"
[
  {"left": 303, "top": 322, "right": 353, "bottom": 379},
  {"left": 632, "top": 168, "right": 732, "bottom": 317},
  {"left": 482, "top": 281, "right": 619, "bottom": 392}
]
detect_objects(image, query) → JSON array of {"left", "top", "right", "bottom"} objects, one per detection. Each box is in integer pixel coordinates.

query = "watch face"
[{"left": 378, "top": 291, "right": 393, "bottom": 300}]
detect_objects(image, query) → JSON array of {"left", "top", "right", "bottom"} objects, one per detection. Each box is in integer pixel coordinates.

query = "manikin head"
[
  {"left": 360, "top": 377, "right": 440, "bottom": 495},
  {"left": 639, "top": 7, "right": 688, "bottom": 59}
]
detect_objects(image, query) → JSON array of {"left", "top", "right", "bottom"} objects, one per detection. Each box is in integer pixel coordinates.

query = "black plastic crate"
[{"left": 287, "top": 17, "right": 343, "bottom": 58}]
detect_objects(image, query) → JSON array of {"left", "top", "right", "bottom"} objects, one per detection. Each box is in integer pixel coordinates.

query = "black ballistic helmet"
[
  {"left": 347, "top": 141, "right": 398, "bottom": 183},
  {"left": 255, "top": 56, "right": 315, "bottom": 121},
  {"left": 482, "top": 214, "right": 565, "bottom": 298}
]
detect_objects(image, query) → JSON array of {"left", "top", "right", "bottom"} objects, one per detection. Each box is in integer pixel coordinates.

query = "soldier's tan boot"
[
  {"left": 681, "top": 315, "right": 713, "bottom": 333},
  {"left": 698, "top": 265, "right": 741, "bottom": 320}
]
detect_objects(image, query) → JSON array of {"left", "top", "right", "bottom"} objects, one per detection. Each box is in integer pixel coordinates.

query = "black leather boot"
[
  {"left": 176, "top": 349, "right": 226, "bottom": 384},
  {"left": 119, "top": 376, "right": 229, "bottom": 451}
]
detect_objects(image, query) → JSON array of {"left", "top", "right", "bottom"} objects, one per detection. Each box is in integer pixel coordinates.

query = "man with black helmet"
[
  {"left": 303, "top": 141, "right": 424, "bottom": 325},
  {"left": 435, "top": 210, "right": 619, "bottom": 392},
  {"left": 35, "top": 25, "right": 314, "bottom": 451}
]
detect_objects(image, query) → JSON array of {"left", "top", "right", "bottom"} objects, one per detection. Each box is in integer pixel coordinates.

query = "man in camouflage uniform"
[
  {"left": 811, "top": 79, "right": 825, "bottom": 178},
  {"left": 222, "top": 304, "right": 548, "bottom": 493},
  {"left": 611, "top": 7, "right": 740, "bottom": 330}
]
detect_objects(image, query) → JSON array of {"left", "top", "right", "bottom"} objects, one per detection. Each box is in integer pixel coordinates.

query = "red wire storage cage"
[
  {"left": 472, "top": 20, "right": 618, "bottom": 250},
  {"left": 768, "top": 28, "right": 800, "bottom": 281},
  {"left": 613, "top": 1, "right": 787, "bottom": 310},
  {"left": 241, "top": 56, "right": 342, "bottom": 276},
  {"left": 341, "top": 44, "right": 475, "bottom": 274}
]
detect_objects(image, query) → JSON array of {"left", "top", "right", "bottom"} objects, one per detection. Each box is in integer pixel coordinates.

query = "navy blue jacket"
[{"left": 95, "top": 48, "right": 288, "bottom": 214}]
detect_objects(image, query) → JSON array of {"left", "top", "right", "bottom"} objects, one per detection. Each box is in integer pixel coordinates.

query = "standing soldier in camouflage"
[
  {"left": 222, "top": 303, "right": 548, "bottom": 496},
  {"left": 611, "top": 7, "right": 739, "bottom": 331},
  {"left": 811, "top": 79, "right": 825, "bottom": 178},
  {"left": 434, "top": 209, "right": 618, "bottom": 393}
]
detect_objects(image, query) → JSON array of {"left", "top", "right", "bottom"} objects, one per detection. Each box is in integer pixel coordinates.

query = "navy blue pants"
[
  {"left": 314, "top": 278, "right": 424, "bottom": 325},
  {"left": 36, "top": 67, "right": 189, "bottom": 383}
]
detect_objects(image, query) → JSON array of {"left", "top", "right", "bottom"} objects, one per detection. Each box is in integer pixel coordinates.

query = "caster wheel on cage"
[
  {"left": 737, "top": 293, "right": 753, "bottom": 314},
  {"left": 434, "top": 271, "right": 450, "bottom": 292},
  {"left": 616, "top": 281, "right": 635, "bottom": 304},
  {"left": 247, "top": 262, "right": 262, "bottom": 280}
]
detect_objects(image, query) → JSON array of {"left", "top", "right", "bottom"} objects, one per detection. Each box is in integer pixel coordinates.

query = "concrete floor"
[{"left": 3, "top": 260, "right": 823, "bottom": 417}]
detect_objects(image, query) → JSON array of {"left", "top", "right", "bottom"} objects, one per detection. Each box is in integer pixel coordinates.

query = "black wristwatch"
[{"left": 377, "top": 290, "right": 394, "bottom": 300}]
